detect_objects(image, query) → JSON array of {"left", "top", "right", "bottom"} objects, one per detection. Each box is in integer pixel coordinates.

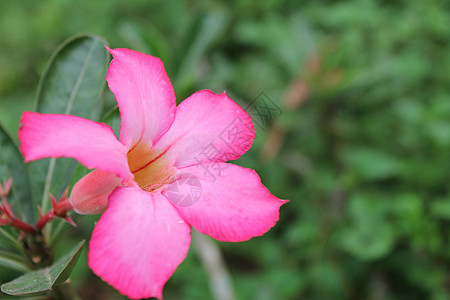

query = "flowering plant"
[{"left": 0, "top": 35, "right": 286, "bottom": 299}]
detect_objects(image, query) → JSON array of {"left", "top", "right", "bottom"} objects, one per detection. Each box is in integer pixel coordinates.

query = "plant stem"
[
  {"left": 193, "top": 230, "right": 236, "bottom": 300},
  {"left": 24, "top": 232, "right": 53, "bottom": 269}
]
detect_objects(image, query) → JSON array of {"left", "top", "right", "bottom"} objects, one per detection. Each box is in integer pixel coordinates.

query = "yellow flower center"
[{"left": 127, "top": 142, "right": 175, "bottom": 192}]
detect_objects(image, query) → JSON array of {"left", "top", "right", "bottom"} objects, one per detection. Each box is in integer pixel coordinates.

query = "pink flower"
[{"left": 18, "top": 48, "right": 287, "bottom": 299}]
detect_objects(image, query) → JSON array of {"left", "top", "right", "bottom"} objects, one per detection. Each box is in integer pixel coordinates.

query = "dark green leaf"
[
  {"left": 1, "top": 240, "right": 85, "bottom": 296},
  {"left": 0, "top": 122, "right": 34, "bottom": 223},
  {"left": 28, "top": 34, "right": 109, "bottom": 216},
  {"left": 0, "top": 251, "right": 30, "bottom": 272},
  {"left": 0, "top": 228, "right": 27, "bottom": 256},
  {"left": 101, "top": 105, "right": 120, "bottom": 138},
  {"left": 338, "top": 194, "right": 395, "bottom": 260}
]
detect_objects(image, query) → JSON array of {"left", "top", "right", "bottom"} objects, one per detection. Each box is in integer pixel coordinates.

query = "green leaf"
[
  {"left": 338, "top": 193, "right": 395, "bottom": 260},
  {"left": 0, "top": 250, "right": 30, "bottom": 272},
  {"left": 341, "top": 147, "right": 404, "bottom": 181},
  {"left": 0, "top": 228, "right": 27, "bottom": 256},
  {"left": 431, "top": 198, "right": 450, "bottom": 220},
  {"left": 0, "top": 122, "right": 34, "bottom": 224},
  {"left": 101, "top": 105, "right": 120, "bottom": 138},
  {"left": 1, "top": 240, "right": 85, "bottom": 296},
  {"left": 28, "top": 34, "right": 109, "bottom": 218},
  {"left": 175, "top": 12, "right": 230, "bottom": 93},
  {"left": 339, "top": 223, "right": 395, "bottom": 261}
]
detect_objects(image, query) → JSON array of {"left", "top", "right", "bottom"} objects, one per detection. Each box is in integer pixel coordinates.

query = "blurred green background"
[{"left": 0, "top": 0, "right": 449, "bottom": 299}]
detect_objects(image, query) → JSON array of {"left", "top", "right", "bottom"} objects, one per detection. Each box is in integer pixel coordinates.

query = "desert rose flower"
[{"left": 18, "top": 47, "right": 287, "bottom": 299}]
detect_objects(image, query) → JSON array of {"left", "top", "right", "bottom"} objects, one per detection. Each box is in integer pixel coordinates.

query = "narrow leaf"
[
  {"left": 175, "top": 12, "right": 230, "bottom": 92},
  {"left": 0, "top": 228, "right": 26, "bottom": 256},
  {"left": 0, "top": 122, "right": 34, "bottom": 223},
  {"left": 1, "top": 240, "right": 85, "bottom": 296},
  {"left": 0, "top": 251, "right": 30, "bottom": 272}
]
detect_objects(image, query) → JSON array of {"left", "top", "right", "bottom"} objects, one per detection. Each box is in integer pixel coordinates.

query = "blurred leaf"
[
  {"left": 339, "top": 222, "right": 395, "bottom": 261},
  {"left": 0, "top": 227, "right": 27, "bottom": 256},
  {"left": 427, "top": 121, "right": 450, "bottom": 147},
  {"left": 28, "top": 34, "right": 109, "bottom": 219},
  {"left": 0, "top": 122, "right": 34, "bottom": 223},
  {"left": 175, "top": 11, "right": 230, "bottom": 93},
  {"left": 265, "top": 268, "right": 306, "bottom": 298},
  {"left": 48, "top": 218, "right": 74, "bottom": 249},
  {"left": 235, "top": 14, "right": 312, "bottom": 75},
  {"left": 309, "top": 263, "right": 343, "bottom": 297},
  {"left": 338, "top": 194, "right": 395, "bottom": 260},
  {"left": 342, "top": 147, "right": 403, "bottom": 181},
  {"left": 117, "top": 22, "right": 151, "bottom": 54},
  {"left": 118, "top": 21, "right": 171, "bottom": 66},
  {"left": 0, "top": 251, "right": 29, "bottom": 272},
  {"left": 431, "top": 198, "right": 450, "bottom": 220},
  {"left": 1, "top": 240, "right": 85, "bottom": 296},
  {"left": 101, "top": 105, "right": 120, "bottom": 138},
  {"left": 391, "top": 193, "right": 423, "bottom": 235}
]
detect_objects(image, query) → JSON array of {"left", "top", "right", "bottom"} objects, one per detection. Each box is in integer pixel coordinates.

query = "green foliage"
[
  {"left": 0, "top": 252, "right": 29, "bottom": 273},
  {"left": 0, "top": 124, "right": 34, "bottom": 223},
  {"left": 0, "top": 34, "right": 108, "bottom": 299},
  {"left": 1, "top": 240, "right": 85, "bottom": 296},
  {"left": 29, "top": 34, "right": 109, "bottom": 219},
  {"left": 0, "top": 0, "right": 448, "bottom": 299}
]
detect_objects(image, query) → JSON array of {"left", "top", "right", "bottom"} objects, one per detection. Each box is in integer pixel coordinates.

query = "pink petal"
[
  {"left": 89, "top": 187, "right": 191, "bottom": 300},
  {"left": 69, "top": 169, "right": 122, "bottom": 215},
  {"left": 155, "top": 90, "right": 255, "bottom": 168},
  {"left": 18, "top": 112, "right": 132, "bottom": 180},
  {"left": 106, "top": 47, "right": 176, "bottom": 148},
  {"left": 163, "top": 163, "right": 287, "bottom": 242}
]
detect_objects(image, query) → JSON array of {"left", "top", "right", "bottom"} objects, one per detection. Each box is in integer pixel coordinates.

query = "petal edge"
[
  {"left": 88, "top": 187, "right": 191, "bottom": 299},
  {"left": 106, "top": 47, "right": 176, "bottom": 148},
  {"left": 154, "top": 90, "right": 255, "bottom": 168},
  {"left": 164, "top": 163, "right": 287, "bottom": 242},
  {"left": 18, "top": 112, "right": 132, "bottom": 180}
]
